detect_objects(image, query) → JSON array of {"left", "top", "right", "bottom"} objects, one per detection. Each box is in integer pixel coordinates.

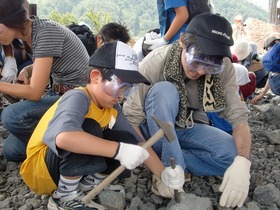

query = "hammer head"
[{"left": 151, "top": 115, "right": 176, "bottom": 142}]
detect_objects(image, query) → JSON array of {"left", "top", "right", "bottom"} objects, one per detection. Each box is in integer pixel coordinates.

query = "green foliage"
[
  {"left": 29, "top": 0, "right": 268, "bottom": 37},
  {"left": 48, "top": 10, "right": 77, "bottom": 26},
  {"left": 212, "top": 0, "right": 268, "bottom": 23},
  {"left": 86, "top": 11, "right": 111, "bottom": 33}
]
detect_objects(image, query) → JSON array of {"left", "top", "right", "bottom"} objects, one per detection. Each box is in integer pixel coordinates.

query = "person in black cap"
[
  {"left": 123, "top": 13, "right": 252, "bottom": 208},
  {"left": 20, "top": 41, "right": 185, "bottom": 210}
]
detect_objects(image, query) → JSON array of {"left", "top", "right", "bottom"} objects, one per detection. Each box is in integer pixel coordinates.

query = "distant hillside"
[
  {"left": 29, "top": 0, "right": 268, "bottom": 37},
  {"left": 212, "top": 0, "right": 268, "bottom": 23}
]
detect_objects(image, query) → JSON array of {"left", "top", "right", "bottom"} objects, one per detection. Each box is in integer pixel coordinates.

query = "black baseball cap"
[
  {"left": 186, "top": 13, "right": 234, "bottom": 59},
  {"left": 89, "top": 41, "right": 151, "bottom": 85}
]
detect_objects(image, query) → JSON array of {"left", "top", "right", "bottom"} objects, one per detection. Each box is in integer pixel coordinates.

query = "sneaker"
[
  {"left": 79, "top": 173, "right": 125, "bottom": 195},
  {"left": 151, "top": 175, "right": 184, "bottom": 199},
  {"left": 47, "top": 189, "right": 105, "bottom": 210}
]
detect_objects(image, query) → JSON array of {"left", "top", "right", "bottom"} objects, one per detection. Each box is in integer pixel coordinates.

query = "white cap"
[
  {"left": 231, "top": 40, "right": 252, "bottom": 61},
  {"left": 233, "top": 63, "right": 250, "bottom": 85}
]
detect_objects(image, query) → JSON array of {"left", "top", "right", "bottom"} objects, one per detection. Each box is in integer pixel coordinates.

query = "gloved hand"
[
  {"left": 144, "top": 31, "right": 161, "bottom": 41},
  {"left": 161, "top": 165, "right": 185, "bottom": 190},
  {"left": 114, "top": 143, "right": 149, "bottom": 170},
  {"left": 144, "top": 36, "right": 168, "bottom": 51},
  {"left": 1, "top": 56, "right": 17, "bottom": 83},
  {"left": 219, "top": 156, "right": 251, "bottom": 208}
]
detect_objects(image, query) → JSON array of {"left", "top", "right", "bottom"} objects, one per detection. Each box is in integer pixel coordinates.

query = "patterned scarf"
[{"left": 163, "top": 41, "right": 226, "bottom": 128}]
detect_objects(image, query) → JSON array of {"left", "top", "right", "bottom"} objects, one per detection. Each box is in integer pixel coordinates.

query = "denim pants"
[
  {"left": 45, "top": 118, "right": 137, "bottom": 185},
  {"left": 157, "top": 0, "right": 166, "bottom": 36},
  {"left": 1, "top": 95, "right": 60, "bottom": 162},
  {"left": 269, "top": 74, "right": 280, "bottom": 96},
  {"left": 140, "top": 81, "right": 237, "bottom": 176}
]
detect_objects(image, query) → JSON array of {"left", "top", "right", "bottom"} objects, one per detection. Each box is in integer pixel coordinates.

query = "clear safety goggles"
[
  {"left": 185, "top": 45, "right": 225, "bottom": 74},
  {"left": 103, "top": 74, "right": 135, "bottom": 98}
]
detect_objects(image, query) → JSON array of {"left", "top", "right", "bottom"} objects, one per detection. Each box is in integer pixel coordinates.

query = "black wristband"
[{"left": 113, "top": 143, "right": 121, "bottom": 158}]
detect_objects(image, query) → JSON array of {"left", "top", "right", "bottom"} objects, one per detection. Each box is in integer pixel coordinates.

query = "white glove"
[
  {"left": 161, "top": 165, "right": 185, "bottom": 190},
  {"left": 114, "top": 142, "right": 149, "bottom": 170},
  {"left": 219, "top": 156, "right": 251, "bottom": 208},
  {"left": 144, "top": 36, "right": 168, "bottom": 51},
  {"left": 144, "top": 31, "right": 161, "bottom": 41},
  {"left": 1, "top": 56, "right": 17, "bottom": 83}
]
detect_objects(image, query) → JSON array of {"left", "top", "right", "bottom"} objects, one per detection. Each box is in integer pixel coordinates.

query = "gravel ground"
[{"left": 0, "top": 93, "right": 280, "bottom": 210}]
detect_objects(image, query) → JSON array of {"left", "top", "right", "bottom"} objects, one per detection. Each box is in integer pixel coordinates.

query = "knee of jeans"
[
  {"left": 270, "top": 81, "right": 280, "bottom": 95},
  {"left": 1, "top": 106, "right": 14, "bottom": 130},
  {"left": 146, "top": 81, "right": 179, "bottom": 105},
  {"left": 217, "top": 145, "right": 236, "bottom": 167},
  {"left": 2, "top": 142, "right": 26, "bottom": 162}
]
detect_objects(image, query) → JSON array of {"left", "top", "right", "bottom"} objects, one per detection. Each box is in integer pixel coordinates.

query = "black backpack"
[
  {"left": 67, "top": 22, "right": 96, "bottom": 56},
  {"left": 187, "top": 0, "right": 212, "bottom": 24}
]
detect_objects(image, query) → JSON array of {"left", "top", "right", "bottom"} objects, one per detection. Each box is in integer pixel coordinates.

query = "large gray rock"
[{"left": 166, "top": 193, "right": 213, "bottom": 210}]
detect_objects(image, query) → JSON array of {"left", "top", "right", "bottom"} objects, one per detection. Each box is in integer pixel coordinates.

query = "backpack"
[
  {"left": 187, "top": 0, "right": 212, "bottom": 24},
  {"left": 67, "top": 22, "right": 95, "bottom": 56}
]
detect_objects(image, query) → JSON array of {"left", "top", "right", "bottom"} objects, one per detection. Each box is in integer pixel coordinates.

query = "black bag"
[
  {"left": 187, "top": 0, "right": 212, "bottom": 24},
  {"left": 67, "top": 23, "right": 95, "bottom": 56}
]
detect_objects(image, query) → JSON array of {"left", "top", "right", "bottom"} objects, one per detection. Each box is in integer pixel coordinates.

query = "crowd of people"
[{"left": 0, "top": 0, "right": 279, "bottom": 210}]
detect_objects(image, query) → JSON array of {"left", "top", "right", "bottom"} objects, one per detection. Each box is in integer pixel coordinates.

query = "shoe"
[
  {"left": 79, "top": 173, "right": 125, "bottom": 195},
  {"left": 151, "top": 175, "right": 184, "bottom": 199},
  {"left": 47, "top": 189, "right": 105, "bottom": 210}
]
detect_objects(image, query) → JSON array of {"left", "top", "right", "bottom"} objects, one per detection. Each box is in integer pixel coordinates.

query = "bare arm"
[
  {"left": 56, "top": 131, "right": 119, "bottom": 158},
  {"left": 232, "top": 124, "right": 251, "bottom": 159},
  {"left": 250, "top": 79, "right": 270, "bottom": 104},
  {"left": 164, "top": 6, "right": 189, "bottom": 42},
  {"left": 0, "top": 57, "right": 52, "bottom": 100},
  {"left": 57, "top": 129, "right": 165, "bottom": 177}
]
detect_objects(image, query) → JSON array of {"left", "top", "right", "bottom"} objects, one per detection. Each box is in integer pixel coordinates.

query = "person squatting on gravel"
[
  {"left": 20, "top": 41, "right": 185, "bottom": 210},
  {"left": 0, "top": 0, "right": 89, "bottom": 162},
  {"left": 123, "top": 13, "right": 252, "bottom": 208},
  {"left": 0, "top": 0, "right": 133, "bottom": 163}
]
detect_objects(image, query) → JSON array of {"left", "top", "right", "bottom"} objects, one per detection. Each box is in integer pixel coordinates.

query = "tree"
[
  {"left": 268, "top": 0, "right": 280, "bottom": 24},
  {"left": 48, "top": 10, "right": 77, "bottom": 26},
  {"left": 86, "top": 10, "right": 112, "bottom": 33},
  {"left": 133, "top": 16, "right": 140, "bottom": 37}
]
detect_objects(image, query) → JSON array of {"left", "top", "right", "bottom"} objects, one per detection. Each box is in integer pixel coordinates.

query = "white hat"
[
  {"left": 231, "top": 40, "right": 252, "bottom": 61},
  {"left": 233, "top": 63, "right": 250, "bottom": 85},
  {"left": 89, "top": 41, "right": 150, "bottom": 85},
  {"left": 234, "top": 15, "right": 243, "bottom": 21}
]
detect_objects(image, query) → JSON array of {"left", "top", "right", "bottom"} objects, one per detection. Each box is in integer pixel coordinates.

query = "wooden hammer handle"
[{"left": 82, "top": 128, "right": 167, "bottom": 204}]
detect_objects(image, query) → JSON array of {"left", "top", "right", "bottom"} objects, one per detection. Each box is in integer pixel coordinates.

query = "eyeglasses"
[
  {"left": 103, "top": 74, "right": 135, "bottom": 98},
  {"left": 185, "top": 45, "right": 225, "bottom": 74}
]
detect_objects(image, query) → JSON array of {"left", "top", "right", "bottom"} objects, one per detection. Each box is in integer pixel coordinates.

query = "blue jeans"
[
  {"left": 157, "top": 0, "right": 166, "bottom": 36},
  {"left": 1, "top": 95, "right": 60, "bottom": 162},
  {"left": 269, "top": 74, "right": 280, "bottom": 96},
  {"left": 140, "top": 81, "right": 237, "bottom": 176}
]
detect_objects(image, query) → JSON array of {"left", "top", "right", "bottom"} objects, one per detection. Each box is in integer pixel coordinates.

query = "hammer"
[{"left": 82, "top": 115, "right": 176, "bottom": 204}]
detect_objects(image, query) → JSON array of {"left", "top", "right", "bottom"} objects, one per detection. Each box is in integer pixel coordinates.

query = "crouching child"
[{"left": 20, "top": 41, "right": 184, "bottom": 210}]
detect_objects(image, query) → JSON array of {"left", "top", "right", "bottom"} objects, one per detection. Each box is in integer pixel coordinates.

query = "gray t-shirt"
[
  {"left": 42, "top": 88, "right": 141, "bottom": 157},
  {"left": 31, "top": 17, "right": 89, "bottom": 86}
]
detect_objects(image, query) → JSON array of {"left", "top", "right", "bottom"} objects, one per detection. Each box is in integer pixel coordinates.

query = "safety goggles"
[
  {"left": 185, "top": 45, "right": 225, "bottom": 74},
  {"left": 103, "top": 74, "right": 135, "bottom": 98}
]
